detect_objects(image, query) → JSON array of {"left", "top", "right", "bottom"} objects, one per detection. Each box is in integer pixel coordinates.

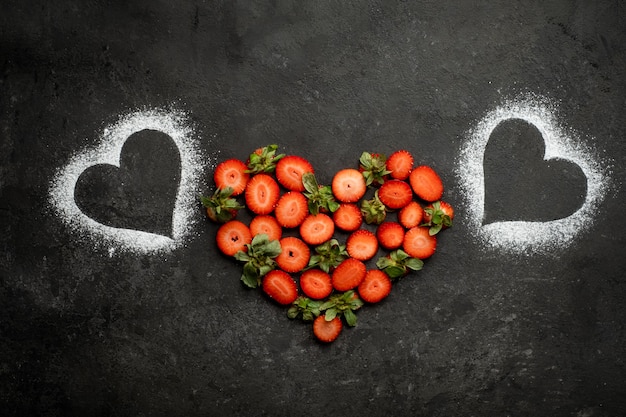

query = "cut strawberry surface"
[
  {"left": 376, "top": 222, "right": 405, "bottom": 250},
  {"left": 403, "top": 226, "right": 437, "bottom": 259},
  {"left": 332, "top": 258, "right": 367, "bottom": 291},
  {"left": 386, "top": 150, "right": 414, "bottom": 180},
  {"left": 276, "top": 155, "right": 314, "bottom": 192},
  {"left": 214, "top": 159, "right": 250, "bottom": 196},
  {"left": 216, "top": 220, "right": 252, "bottom": 256},
  {"left": 346, "top": 229, "right": 379, "bottom": 261},
  {"left": 313, "top": 315, "right": 343, "bottom": 343},
  {"left": 358, "top": 269, "right": 392, "bottom": 303},
  {"left": 245, "top": 173, "right": 280, "bottom": 215},
  {"left": 332, "top": 168, "right": 367, "bottom": 203},
  {"left": 262, "top": 269, "right": 298, "bottom": 305},
  {"left": 300, "top": 213, "right": 335, "bottom": 246},
  {"left": 378, "top": 179, "right": 413, "bottom": 209},
  {"left": 409, "top": 165, "right": 444, "bottom": 202},
  {"left": 274, "top": 191, "right": 308, "bottom": 228},
  {"left": 332, "top": 203, "right": 363, "bottom": 232},
  {"left": 398, "top": 201, "right": 423, "bottom": 229},
  {"left": 300, "top": 269, "right": 333, "bottom": 300},
  {"left": 249, "top": 215, "right": 282, "bottom": 241},
  {"left": 276, "top": 236, "right": 310, "bottom": 273}
]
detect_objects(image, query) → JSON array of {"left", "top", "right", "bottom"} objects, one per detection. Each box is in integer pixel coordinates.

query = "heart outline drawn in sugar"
[
  {"left": 457, "top": 96, "right": 612, "bottom": 253},
  {"left": 49, "top": 108, "right": 206, "bottom": 254}
]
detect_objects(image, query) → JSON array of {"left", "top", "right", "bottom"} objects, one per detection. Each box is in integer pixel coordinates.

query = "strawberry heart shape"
[
  {"left": 74, "top": 129, "right": 181, "bottom": 237},
  {"left": 482, "top": 118, "right": 587, "bottom": 224},
  {"left": 49, "top": 109, "right": 204, "bottom": 253},
  {"left": 457, "top": 96, "right": 611, "bottom": 253}
]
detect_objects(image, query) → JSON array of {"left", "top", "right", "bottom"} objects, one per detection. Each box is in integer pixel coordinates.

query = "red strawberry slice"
[
  {"left": 358, "top": 269, "right": 392, "bottom": 303},
  {"left": 313, "top": 315, "right": 343, "bottom": 343},
  {"left": 398, "top": 201, "right": 423, "bottom": 229},
  {"left": 378, "top": 179, "right": 413, "bottom": 209},
  {"left": 216, "top": 220, "right": 252, "bottom": 256},
  {"left": 245, "top": 173, "right": 280, "bottom": 215},
  {"left": 274, "top": 191, "right": 309, "bottom": 228},
  {"left": 332, "top": 258, "right": 367, "bottom": 291},
  {"left": 249, "top": 215, "right": 282, "bottom": 241},
  {"left": 262, "top": 269, "right": 298, "bottom": 305},
  {"left": 403, "top": 226, "right": 437, "bottom": 259},
  {"left": 331, "top": 168, "right": 367, "bottom": 203},
  {"left": 376, "top": 222, "right": 405, "bottom": 250},
  {"left": 332, "top": 203, "right": 363, "bottom": 232},
  {"left": 276, "top": 236, "right": 310, "bottom": 273},
  {"left": 299, "top": 269, "right": 333, "bottom": 300},
  {"left": 275, "top": 155, "right": 314, "bottom": 192},
  {"left": 409, "top": 165, "right": 444, "bottom": 202},
  {"left": 213, "top": 159, "right": 250, "bottom": 196},
  {"left": 300, "top": 213, "right": 335, "bottom": 246},
  {"left": 346, "top": 229, "right": 378, "bottom": 261},
  {"left": 386, "top": 150, "right": 414, "bottom": 180}
]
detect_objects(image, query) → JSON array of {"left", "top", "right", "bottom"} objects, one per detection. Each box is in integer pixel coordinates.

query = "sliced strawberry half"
[
  {"left": 300, "top": 213, "right": 335, "bottom": 246},
  {"left": 245, "top": 173, "right": 280, "bottom": 215},
  {"left": 262, "top": 269, "right": 298, "bottom": 305},
  {"left": 274, "top": 191, "right": 309, "bottom": 228},
  {"left": 403, "top": 226, "right": 437, "bottom": 259},
  {"left": 378, "top": 179, "right": 413, "bottom": 209},
  {"left": 346, "top": 229, "right": 379, "bottom": 261},
  {"left": 276, "top": 236, "right": 311, "bottom": 273},
  {"left": 386, "top": 150, "right": 414, "bottom": 180},
  {"left": 216, "top": 220, "right": 252, "bottom": 256},
  {"left": 331, "top": 168, "right": 367, "bottom": 203},
  {"left": 358, "top": 269, "right": 392, "bottom": 303},
  {"left": 213, "top": 159, "right": 250, "bottom": 196},
  {"left": 300, "top": 269, "right": 333, "bottom": 300},
  {"left": 409, "top": 165, "right": 444, "bottom": 202},
  {"left": 275, "top": 155, "right": 315, "bottom": 192}
]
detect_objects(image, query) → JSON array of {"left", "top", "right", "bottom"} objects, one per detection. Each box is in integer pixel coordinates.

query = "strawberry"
[
  {"left": 307, "top": 239, "right": 348, "bottom": 273},
  {"left": 200, "top": 187, "right": 244, "bottom": 223},
  {"left": 274, "top": 191, "right": 309, "bottom": 228},
  {"left": 213, "top": 159, "right": 250, "bottom": 196},
  {"left": 378, "top": 179, "right": 413, "bottom": 210},
  {"left": 249, "top": 215, "right": 282, "bottom": 241},
  {"left": 359, "top": 152, "right": 391, "bottom": 186},
  {"left": 360, "top": 190, "right": 387, "bottom": 225},
  {"left": 403, "top": 226, "right": 437, "bottom": 259},
  {"left": 346, "top": 229, "right": 379, "bottom": 261},
  {"left": 319, "top": 290, "right": 363, "bottom": 326},
  {"left": 275, "top": 155, "right": 314, "bottom": 192},
  {"left": 376, "top": 222, "right": 405, "bottom": 250},
  {"left": 300, "top": 213, "right": 335, "bottom": 246},
  {"left": 409, "top": 165, "right": 444, "bottom": 202},
  {"left": 398, "top": 201, "right": 423, "bottom": 229},
  {"left": 358, "top": 269, "right": 392, "bottom": 303},
  {"left": 276, "top": 236, "right": 311, "bottom": 273},
  {"left": 332, "top": 203, "right": 363, "bottom": 232},
  {"left": 246, "top": 144, "right": 286, "bottom": 174},
  {"left": 235, "top": 233, "right": 282, "bottom": 288},
  {"left": 302, "top": 173, "right": 340, "bottom": 214},
  {"left": 386, "top": 150, "right": 414, "bottom": 180},
  {"left": 216, "top": 220, "right": 252, "bottom": 256},
  {"left": 288, "top": 296, "right": 322, "bottom": 322},
  {"left": 262, "top": 269, "right": 298, "bottom": 305},
  {"left": 313, "top": 314, "right": 343, "bottom": 343},
  {"left": 331, "top": 168, "right": 367, "bottom": 203},
  {"left": 376, "top": 249, "right": 423, "bottom": 279},
  {"left": 422, "top": 200, "right": 454, "bottom": 235},
  {"left": 245, "top": 173, "right": 280, "bottom": 215},
  {"left": 300, "top": 269, "right": 333, "bottom": 300},
  {"left": 331, "top": 258, "right": 367, "bottom": 291}
]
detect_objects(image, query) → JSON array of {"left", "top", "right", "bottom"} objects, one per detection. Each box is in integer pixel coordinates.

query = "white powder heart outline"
[
  {"left": 457, "top": 95, "right": 612, "bottom": 253},
  {"left": 49, "top": 108, "right": 207, "bottom": 254}
]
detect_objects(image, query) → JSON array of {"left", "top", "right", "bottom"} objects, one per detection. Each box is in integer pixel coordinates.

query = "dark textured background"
[{"left": 2, "top": 1, "right": 626, "bottom": 416}]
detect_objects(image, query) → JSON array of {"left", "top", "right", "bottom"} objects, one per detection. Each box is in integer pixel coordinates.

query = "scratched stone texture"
[{"left": 1, "top": 1, "right": 626, "bottom": 416}]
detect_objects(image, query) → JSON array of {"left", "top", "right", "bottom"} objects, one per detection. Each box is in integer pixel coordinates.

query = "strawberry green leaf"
[
  {"left": 246, "top": 144, "right": 286, "bottom": 174},
  {"left": 236, "top": 234, "right": 282, "bottom": 288},
  {"left": 377, "top": 249, "right": 423, "bottom": 279},
  {"left": 288, "top": 296, "right": 322, "bottom": 321},
  {"left": 360, "top": 190, "right": 387, "bottom": 225},
  {"left": 319, "top": 290, "right": 363, "bottom": 326},
  {"left": 302, "top": 172, "right": 339, "bottom": 215},
  {"left": 343, "top": 309, "right": 357, "bottom": 327},
  {"left": 200, "top": 187, "right": 245, "bottom": 223},
  {"left": 359, "top": 151, "right": 391, "bottom": 187},
  {"left": 306, "top": 239, "right": 348, "bottom": 273}
]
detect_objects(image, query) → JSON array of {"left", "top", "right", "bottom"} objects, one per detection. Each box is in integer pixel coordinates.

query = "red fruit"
[
  {"left": 275, "top": 155, "right": 314, "bottom": 192},
  {"left": 332, "top": 258, "right": 367, "bottom": 291},
  {"left": 262, "top": 269, "right": 298, "bottom": 305},
  {"left": 276, "top": 236, "right": 311, "bottom": 273},
  {"left": 398, "top": 201, "right": 423, "bottom": 229},
  {"left": 274, "top": 191, "right": 309, "bottom": 228},
  {"left": 300, "top": 213, "right": 335, "bottom": 246},
  {"left": 378, "top": 179, "right": 413, "bottom": 209},
  {"left": 332, "top": 203, "right": 363, "bottom": 232},
  {"left": 216, "top": 220, "right": 252, "bottom": 256},
  {"left": 386, "top": 150, "right": 414, "bottom": 180},
  {"left": 424, "top": 200, "right": 455, "bottom": 223},
  {"left": 213, "top": 159, "right": 250, "bottom": 196},
  {"left": 300, "top": 269, "right": 333, "bottom": 300},
  {"left": 331, "top": 169, "right": 367, "bottom": 203},
  {"left": 409, "top": 165, "right": 444, "bottom": 202},
  {"left": 249, "top": 215, "right": 282, "bottom": 241},
  {"left": 403, "top": 226, "right": 437, "bottom": 259},
  {"left": 358, "top": 269, "right": 392, "bottom": 303},
  {"left": 245, "top": 173, "right": 280, "bottom": 215},
  {"left": 346, "top": 229, "right": 379, "bottom": 261},
  {"left": 376, "top": 222, "right": 405, "bottom": 250},
  {"left": 313, "top": 315, "right": 343, "bottom": 343}
]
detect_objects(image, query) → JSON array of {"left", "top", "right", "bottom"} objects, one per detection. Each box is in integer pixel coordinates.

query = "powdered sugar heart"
[
  {"left": 457, "top": 95, "right": 612, "bottom": 254},
  {"left": 49, "top": 108, "right": 207, "bottom": 254}
]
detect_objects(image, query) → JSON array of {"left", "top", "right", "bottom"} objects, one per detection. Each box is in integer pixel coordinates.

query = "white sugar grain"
[
  {"left": 456, "top": 94, "right": 612, "bottom": 254},
  {"left": 49, "top": 108, "right": 209, "bottom": 254}
]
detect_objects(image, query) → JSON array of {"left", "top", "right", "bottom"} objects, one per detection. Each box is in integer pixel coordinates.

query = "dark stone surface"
[{"left": 2, "top": 1, "right": 626, "bottom": 416}]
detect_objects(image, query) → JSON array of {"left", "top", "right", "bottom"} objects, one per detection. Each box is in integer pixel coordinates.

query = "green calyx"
[
  {"left": 246, "top": 144, "right": 286, "bottom": 174},
  {"left": 360, "top": 190, "right": 387, "bottom": 225},
  {"left": 302, "top": 172, "right": 340, "bottom": 215},
  {"left": 359, "top": 152, "right": 391, "bottom": 186},
  {"left": 376, "top": 249, "right": 423, "bottom": 279},
  {"left": 200, "top": 187, "right": 245, "bottom": 223},
  {"left": 287, "top": 296, "right": 322, "bottom": 322},
  {"left": 422, "top": 201, "right": 453, "bottom": 236},
  {"left": 234, "top": 234, "right": 282, "bottom": 288},
  {"left": 319, "top": 290, "right": 364, "bottom": 327},
  {"left": 306, "top": 239, "right": 348, "bottom": 273}
]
